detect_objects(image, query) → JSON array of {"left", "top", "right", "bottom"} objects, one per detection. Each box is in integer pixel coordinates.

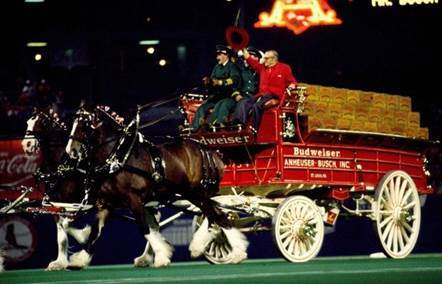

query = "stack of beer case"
[{"left": 301, "top": 83, "right": 429, "bottom": 140}]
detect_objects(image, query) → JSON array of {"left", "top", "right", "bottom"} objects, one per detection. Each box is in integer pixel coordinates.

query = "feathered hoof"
[
  {"left": 230, "top": 248, "right": 248, "bottom": 264},
  {"left": 46, "top": 260, "right": 68, "bottom": 271},
  {"left": 189, "top": 241, "right": 205, "bottom": 258},
  {"left": 152, "top": 252, "right": 171, "bottom": 268},
  {"left": 133, "top": 254, "right": 154, "bottom": 267},
  {"left": 68, "top": 250, "right": 91, "bottom": 269}
]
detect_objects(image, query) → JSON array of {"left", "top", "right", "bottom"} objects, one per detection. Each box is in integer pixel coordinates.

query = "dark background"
[{"left": 0, "top": 0, "right": 441, "bottom": 138}]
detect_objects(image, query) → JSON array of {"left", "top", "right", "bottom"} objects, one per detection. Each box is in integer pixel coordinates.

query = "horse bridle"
[{"left": 25, "top": 110, "right": 66, "bottom": 137}]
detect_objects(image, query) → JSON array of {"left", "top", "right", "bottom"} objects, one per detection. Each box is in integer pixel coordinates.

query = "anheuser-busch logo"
[{"left": 0, "top": 152, "right": 39, "bottom": 177}]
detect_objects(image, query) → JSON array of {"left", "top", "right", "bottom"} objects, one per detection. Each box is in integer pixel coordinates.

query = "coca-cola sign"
[{"left": 0, "top": 140, "right": 41, "bottom": 187}]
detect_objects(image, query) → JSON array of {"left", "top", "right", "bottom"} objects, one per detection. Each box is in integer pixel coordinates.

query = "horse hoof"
[
  {"left": 189, "top": 243, "right": 204, "bottom": 258},
  {"left": 134, "top": 255, "right": 153, "bottom": 267},
  {"left": 153, "top": 253, "right": 171, "bottom": 268},
  {"left": 46, "top": 260, "right": 68, "bottom": 271},
  {"left": 69, "top": 250, "right": 91, "bottom": 268},
  {"left": 230, "top": 249, "right": 248, "bottom": 264}
]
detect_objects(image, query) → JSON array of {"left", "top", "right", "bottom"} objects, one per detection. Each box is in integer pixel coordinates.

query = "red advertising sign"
[{"left": 0, "top": 139, "right": 43, "bottom": 200}]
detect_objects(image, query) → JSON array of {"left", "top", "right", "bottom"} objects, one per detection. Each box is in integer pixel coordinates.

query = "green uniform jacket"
[{"left": 209, "top": 61, "right": 241, "bottom": 98}]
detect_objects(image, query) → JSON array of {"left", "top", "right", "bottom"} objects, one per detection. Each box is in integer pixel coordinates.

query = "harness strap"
[
  {"left": 147, "top": 145, "right": 165, "bottom": 183},
  {"left": 105, "top": 111, "right": 140, "bottom": 173},
  {"left": 199, "top": 147, "right": 219, "bottom": 190}
]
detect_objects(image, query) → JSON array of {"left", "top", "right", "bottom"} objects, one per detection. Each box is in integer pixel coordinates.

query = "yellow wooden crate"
[
  {"left": 391, "top": 123, "right": 407, "bottom": 136},
  {"left": 418, "top": 128, "right": 429, "bottom": 139},
  {"left": 336, "top": 118, "right": 352, "bottom": 130},
  {"left": 398, "top": 96, "right": 411, "bottom": 112},
  {"left": 318, "top": 87, "right": 333, "bottom": 103},
  {"left": 409, "top": 112, "right": 420, "bottom": 126},
  {"left": 359, "top": 92, "right": 374, "bottom": 106},
  {"left": 372, "top": 93, "right": 387, "bottom": 109},
  {"left": 351, "top": 120, "right": 365, "bottom": 131},
  {"left": 328, "top": 102, "right": 343, "bottom": 117},
  {"left": 385, "top": 94, "right": 400, "bottom": 111},
  {"left": 394, "top": 110, "right": 409, "bottom": 125},
  {"left": 332, "top": 88, "right": 347, "bottom": 105},
  {"left": 364, "top": 121, "right": 378, "bottom": 132},
  {"left": 378, "top": 123, "right": 393, "bottom": 134},
  {"left": 301, "top": 83, "right": 423, "bottom": 139},
  {"left": 368, "top": 108, "right": 382, "bottom": 123},
  {"left": 346, "top": 90, "right": 360, "bottom": 104}
]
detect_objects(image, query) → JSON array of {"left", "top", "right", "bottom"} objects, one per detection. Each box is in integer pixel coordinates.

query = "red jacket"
[{"left": 247, "top": 57, "right": 297, "bottom": 99}]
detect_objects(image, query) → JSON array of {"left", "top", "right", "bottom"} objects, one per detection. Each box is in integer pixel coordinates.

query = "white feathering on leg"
[
  {"left": 68, "top": 249, "right": 92, "bottom": 269},
  {"left": 222, "top": 227, "right": 249, "bottom": 264},
  {"left": 146, "top": 230, "right": 173, "bottom": 268},
  {"left": 46, "top": 221, "right": 69, "bottom": 271},
  {"left": 134, "top": 242, "right": 154, "bottom": 267},
  {"left": 189, "top": 218, "right": 216, "bottom": 258},
  {"left": 67, "top": 225, "right": 91, "bottom": 244},
  {"left": 0, "top": 250, "right": 4, "bottom": 272}
]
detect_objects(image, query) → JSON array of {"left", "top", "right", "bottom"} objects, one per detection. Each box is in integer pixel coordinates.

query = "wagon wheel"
[
  {"left": 191, "top": 215, "right": 235, "bottom": 264},
  {"left": 374, "top": 170, "right": 421, "bottom": 259},
  {"left": 272, "top": 196, "right": 324, "bottom": 262}
]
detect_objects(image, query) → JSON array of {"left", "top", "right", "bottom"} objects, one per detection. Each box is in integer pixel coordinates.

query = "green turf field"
[{"left": 2, "top": 254, "right": 442, "bottom": 284}]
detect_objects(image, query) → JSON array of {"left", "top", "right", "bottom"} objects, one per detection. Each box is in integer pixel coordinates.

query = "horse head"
[
  {"left": 65, "top": 105, "right": 124, "bottom": 161},
  {"left": 22, "top": 107, "right": 66, "bottom": 156}
]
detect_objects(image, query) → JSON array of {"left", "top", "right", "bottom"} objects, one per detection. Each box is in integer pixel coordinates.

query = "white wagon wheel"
[
  {"left": 191, "top": 215, "right": 235, "bottom": 264},
  {"left": 374, "top": 170, "right": 421, "bottom": 259},
  {"left": 272, "top": 196, "right": 324, "bottom": 262}
]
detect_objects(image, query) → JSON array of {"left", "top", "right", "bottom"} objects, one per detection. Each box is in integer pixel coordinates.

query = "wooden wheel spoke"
[
  {"left": 280, "top": 229, "right": 292, "bottom": 240},
  {"left": 398, "top": 179, "right": 408, "bottom": 205},
  {"left": 379, "top": 215, "right": 393, "bottom": 229},
  {"left": 400, "top": 189, "right": 413, "bottom": 207},
  {"left": 403, "top": 201, "right": 417, "bottom": 210},
  {"left": 394, "top": 177, "right": 401, "bottom": 205},
  {"left": 397, "top": 225, "right": 405, "bottom": 251},
  {"left": 381, "top": 220, "right": 394, "bottom": 243},
  {"left": 401, "top": 219, "right": 414, "bottom": 234}
]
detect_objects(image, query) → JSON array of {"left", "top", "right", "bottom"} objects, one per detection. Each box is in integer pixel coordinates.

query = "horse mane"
[
  {"left": 31, "top": 107, "right": 66, "bottom": 130},
  {"left": 95, "top": 105, "right": 125, "bottom": 127}
]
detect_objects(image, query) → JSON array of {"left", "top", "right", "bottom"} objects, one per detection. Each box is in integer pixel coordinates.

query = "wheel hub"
[
  {"left": 291, "top": 219, "right": 306, "bottom": 239},
  {"left": 392, "top": 206, "right": 409, "bottom": 224}
]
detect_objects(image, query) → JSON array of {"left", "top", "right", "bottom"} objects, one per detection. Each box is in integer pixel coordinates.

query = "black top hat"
[
  {"left": 216, "top": 44, "right": 232, "bottom": 56},
  {"left": 247, "top": 46, "right": 262, "bottom": 58}
]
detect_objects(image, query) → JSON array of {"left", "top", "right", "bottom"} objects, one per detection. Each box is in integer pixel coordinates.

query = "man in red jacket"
[{"left": 232, "top": 49, "right": 297, "bottom": 131}]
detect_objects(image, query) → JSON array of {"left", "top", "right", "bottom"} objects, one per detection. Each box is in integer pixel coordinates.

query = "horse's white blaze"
[
  {"left": 22, "top": 116, "right": 39, "bottom": 155},
  {"left": 65, "top": 119, "right": 79, "bottom": 158}
]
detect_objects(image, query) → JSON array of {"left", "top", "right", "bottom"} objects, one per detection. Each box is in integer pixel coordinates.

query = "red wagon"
[{"left": 180, "top": 86, "right": 434, "bottom": 263}]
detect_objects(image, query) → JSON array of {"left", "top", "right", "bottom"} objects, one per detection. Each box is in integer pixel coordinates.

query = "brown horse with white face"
[{"left": 65, "top": 104, "right": 249, "bottom": 267}]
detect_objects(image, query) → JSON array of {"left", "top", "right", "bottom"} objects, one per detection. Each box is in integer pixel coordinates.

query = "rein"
[
  {"left": 137, "top": 96, "right": 178, "bottom": 112},
  {"left": 139, "top": 106, "right": 181, "bottom": 130}
]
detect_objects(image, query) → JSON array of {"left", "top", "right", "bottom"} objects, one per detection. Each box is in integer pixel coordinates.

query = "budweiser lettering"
[
  {"left": 199, "top": 134, "right": 252, "bottom": 146},
  {"left": 293, "top": 147, "right": 341, "bottom": 158}
]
